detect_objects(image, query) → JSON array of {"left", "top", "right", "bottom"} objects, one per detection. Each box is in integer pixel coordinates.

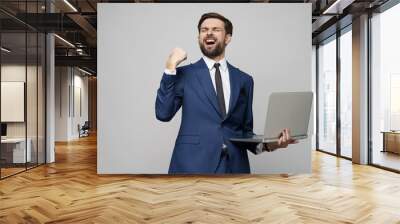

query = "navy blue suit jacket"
[{"left": 155, "top": 58, "right": 257, "bottom": 174}]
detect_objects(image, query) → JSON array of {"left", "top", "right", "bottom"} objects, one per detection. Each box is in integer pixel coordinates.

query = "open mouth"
[{"left": 205, "top": 38, "right": 216, "bottom": 46}]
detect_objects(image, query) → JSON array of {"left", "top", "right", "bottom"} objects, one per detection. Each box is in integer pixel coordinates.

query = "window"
[
  {"left": 318, "top": 36, "right": 337, "bottom": 155},
  {"left": 340, "top": 29, "right": 352, "bottom": 158},
  {"left": 371, "top": 2, "right": 400, "bottom": 171}
]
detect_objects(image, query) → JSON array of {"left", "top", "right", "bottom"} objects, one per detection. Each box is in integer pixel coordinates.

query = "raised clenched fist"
[{"left": 165, "top": 48, "right": 187, "bottom": 71}]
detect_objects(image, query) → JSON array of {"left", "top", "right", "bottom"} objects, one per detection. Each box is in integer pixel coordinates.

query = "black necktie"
[{"left": 214, "top": 63, "right": 226, "bottom": 118}]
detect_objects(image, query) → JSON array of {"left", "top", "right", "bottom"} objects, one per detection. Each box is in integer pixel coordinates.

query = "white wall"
[
  {"left": 1, "top": 65, "right": 39, "bottom": 138},
  {"left": 55, "top": 67, "right": 69, "bottom": 141},
  {"left": 98, "top": 3, "right": 312, "bottom": 174},
  {"left": 312, "top": 45, "right": 317, "bottom": 151},
  {"left": 55, "top": 67, "right": 89, "bottom": 141},
  {"left": 72, "top": 73, "right": 89, "bottom": 138},
  {"left": 1, "top": 65, "right": 26, "bottom": 127}
]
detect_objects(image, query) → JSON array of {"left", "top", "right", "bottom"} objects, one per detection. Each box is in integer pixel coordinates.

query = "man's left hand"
[{"left": 265, "top": 128, "right": 299, "bottom": 151}]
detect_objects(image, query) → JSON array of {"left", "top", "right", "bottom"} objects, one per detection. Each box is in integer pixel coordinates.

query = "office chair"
[{"left": 79, "top": 121, "right": 90, "bottom": 138}]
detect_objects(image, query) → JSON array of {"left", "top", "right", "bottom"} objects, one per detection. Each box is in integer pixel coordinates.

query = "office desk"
[
  {"left": 1, "top": 138, "right": 32, "bottom": 164},
  {"left": 381, "top": 131, "right": 400, "bottom": 154}
]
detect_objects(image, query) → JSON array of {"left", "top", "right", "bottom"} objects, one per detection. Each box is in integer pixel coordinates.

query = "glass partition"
[{"left": 0, "top": 1, "right": 46, "bottom": 179}]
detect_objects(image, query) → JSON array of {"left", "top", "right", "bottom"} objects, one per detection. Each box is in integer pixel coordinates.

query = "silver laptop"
[{"left": 230, "top": 91, "right": 313, "bottom": 143}]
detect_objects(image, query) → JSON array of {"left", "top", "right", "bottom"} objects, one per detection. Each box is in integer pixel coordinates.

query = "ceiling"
[{"left": 0, "top": 0, "right": 392, "bottom": 75}]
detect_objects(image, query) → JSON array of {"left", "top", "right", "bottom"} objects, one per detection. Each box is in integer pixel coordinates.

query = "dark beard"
[{"left": 199, "top": 41, "right": 225, "bottom": 58}]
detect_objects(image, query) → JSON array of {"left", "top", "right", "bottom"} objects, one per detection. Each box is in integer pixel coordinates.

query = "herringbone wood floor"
[{"left": 1, "top": 134, "right": 400, "bottom": 224}]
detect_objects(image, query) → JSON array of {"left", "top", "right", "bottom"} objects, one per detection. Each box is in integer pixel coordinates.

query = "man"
[{"left": 156, "top": 12, "right": 297, "bottom": 174}]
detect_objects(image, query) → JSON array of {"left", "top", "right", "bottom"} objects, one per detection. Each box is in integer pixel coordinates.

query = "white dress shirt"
[{"left": 202, "top": 56, "right": 230, "bottom": 111}]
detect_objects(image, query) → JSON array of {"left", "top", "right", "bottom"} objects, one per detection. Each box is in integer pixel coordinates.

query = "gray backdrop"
[{"left": 98, "top": 3, "right": 312, "bottom": 174}]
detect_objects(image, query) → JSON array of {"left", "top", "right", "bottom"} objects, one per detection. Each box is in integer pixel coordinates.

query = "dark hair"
[{"left": 197, "top": 12, "right": 233, "bottom": 36}]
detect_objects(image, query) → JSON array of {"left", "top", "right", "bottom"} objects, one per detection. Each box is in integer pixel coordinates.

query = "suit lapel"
[
  {"left": 194, "top": 58, "right": 222, "bottom": 117},
  {"left": 225, "top": 62, "right": 241, "bottom": 120}
]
